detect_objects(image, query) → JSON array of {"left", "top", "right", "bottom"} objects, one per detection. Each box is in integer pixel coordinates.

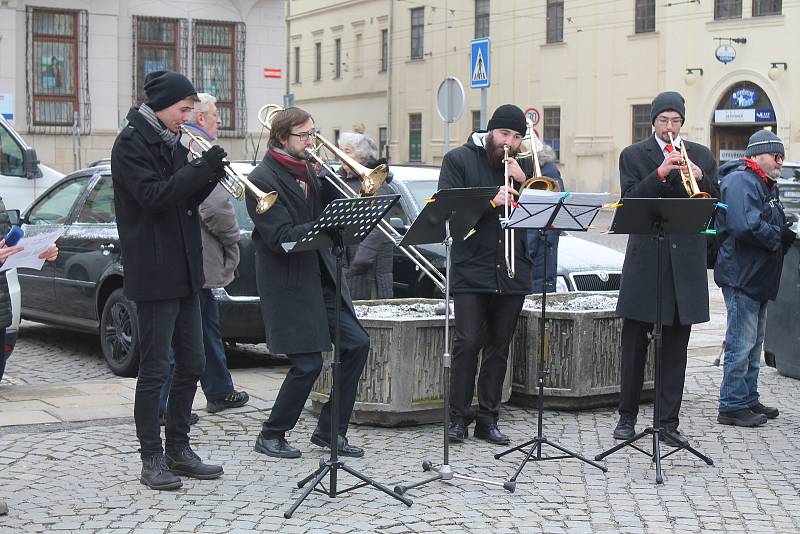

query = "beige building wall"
[
  {"left": 290, "top": 0, "right": 798, "bottom": 194},
  {"left": 0, "top": 0, "right": 284, "bottom": 173},
  {"left": 288, "top": 0, "right": 389, "bottom": 152}
]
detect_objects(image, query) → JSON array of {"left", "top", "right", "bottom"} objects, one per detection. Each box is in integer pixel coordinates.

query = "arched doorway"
[{"left": 711, "top": 81, "right": 778, "bottom": 163}]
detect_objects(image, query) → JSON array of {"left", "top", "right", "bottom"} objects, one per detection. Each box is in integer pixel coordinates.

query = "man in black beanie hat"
[
  {"left": 612, "top": 90, "right": 719, "bottom": 447},
  {"left": 438, "top": 104, "right": 533, "bottom": 445},
  {"left": 111, "top": 70, "right": 228, "bottom": 490},
  {"left": 713, "top": 129, "right": 794, "bottom": 427}
]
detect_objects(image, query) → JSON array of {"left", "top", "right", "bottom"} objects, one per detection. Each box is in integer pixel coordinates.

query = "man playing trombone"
[
  {"left": 439, "top": 104, "right": 533, "bottom": 445},
  {"left": 614, "top": 91, "right": 719, "bottom": 446},
  {"left": 246, "top": 107, "right": 369, "bottom": 459}
]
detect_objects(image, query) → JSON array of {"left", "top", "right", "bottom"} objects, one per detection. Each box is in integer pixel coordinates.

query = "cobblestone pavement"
[{"left": 2, "top": 358, "right": 800, "bottom": 533}]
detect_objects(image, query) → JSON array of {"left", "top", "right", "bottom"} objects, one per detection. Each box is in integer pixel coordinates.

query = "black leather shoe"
[
  {"left": 659, "top": 427, "right": 689, "bottom": 448},
  {"left": 207, "top": 390, "right": 250, "bottom": 413},
  {"left": 165, "top": 446, "right": 223, "bottom": 480},
  {"left": 613, "top": 415, "right": 636, "bottom": 440},
  {"left": 310, "top": 429, "right": 365, "bottom": 458},
  {"left": 473, "top": 423, "right": 510, "bottom": 445},
  {"left": 750, "top": 402, "right": 779, "bottom": 419},
  {"left": 448, "top": 421, "right": 468, "bottom": 443},
  {"left": 718, "top": 408, "right": 767, "bottom": 427},
  {"left": 254, "top": 434, "right": 302, "bottom": 459},
  {"left": 140, "top": 454, "right": 182, "bottom": 490}
]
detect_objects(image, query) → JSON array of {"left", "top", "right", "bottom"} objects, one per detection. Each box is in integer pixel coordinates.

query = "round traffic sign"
[
  {"left": 436, "top": 76, "right": 466, "bottom": 123},
  {"left": 524, "top": 107, "right": 541, "bottom": 127}
]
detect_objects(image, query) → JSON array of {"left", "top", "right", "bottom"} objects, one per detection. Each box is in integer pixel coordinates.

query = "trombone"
[
  {"left": 668, "top": 132, "right": 710, "bottom": 199},
  {"left": 515, "top": 117, "right": 561, "bottom": 192},
  {"left": 256, "top": 104, "right": 447, "bottom": 294},
  {"left": 502, "top": 144, "right": 516, "bottom": 278},
  {"left": 180, "top": 125, "right": 278, "bottom": 214}
]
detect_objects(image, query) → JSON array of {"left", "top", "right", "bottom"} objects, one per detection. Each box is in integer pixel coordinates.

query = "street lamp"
[
  {"left": 768, "top": 62, "right": 787, "bottom": 81},
  {"left": 684, "top": 68, "right": 704, "bottom": 86}
]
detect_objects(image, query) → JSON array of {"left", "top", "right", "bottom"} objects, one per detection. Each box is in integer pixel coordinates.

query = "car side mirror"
[
  {"left": 389, "top": 217, "right": 407, "bottom": 234},
  {"left": 24, "top": 147, "right": 42, "bottom": 179},
  {"left": 5, "top": 209, "right": 20, "bottom": 226}
]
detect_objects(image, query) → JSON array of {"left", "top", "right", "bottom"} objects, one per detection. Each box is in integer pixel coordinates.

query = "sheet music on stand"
[
  {"left": 505, "top": 190, "right": 611, "bottom": 232},
  {"left": 281, "top": 195, "right": 399, "bottom": 252}
]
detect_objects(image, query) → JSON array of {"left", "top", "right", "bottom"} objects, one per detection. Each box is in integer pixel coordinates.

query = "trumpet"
[
  {"left": 180, "top": 126, "right": 278, "bottom": 213},
  {"left": 257, "top": 104, "right": 447, "bottom": 293},
  {"left": 667, "top": 132, "right": 710, "bottom": 199}
]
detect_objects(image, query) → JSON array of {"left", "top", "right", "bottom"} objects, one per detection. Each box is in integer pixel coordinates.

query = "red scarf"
[
  {"left": 743, "top": 158, "right": 776, "bottom": 189},
  {"left": 269, "top": 148, "right": 311, "bottom": 197}
]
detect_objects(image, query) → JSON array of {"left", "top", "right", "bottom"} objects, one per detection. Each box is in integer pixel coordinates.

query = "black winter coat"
[
  {"left": 0, "top": 196, "right": 11, "bottom": 329},
  {"left": 438, "top": 132, "right": 533, "bottom": 295},
  {"left": 616, "top": 134, "right": 719, "bottom": 325},
  {"left": 246, "top": 152, "right": 363, "bottom": 354},
  {"left": 111, "top": 107, "right": 217, "bottom": 301}
]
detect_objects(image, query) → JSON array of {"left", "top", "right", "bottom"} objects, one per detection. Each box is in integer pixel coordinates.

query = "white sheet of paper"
[
  {"left": 0, "top": 228, "right": 65, "bottom": 272},
  {"left": 506, "top": 190, "right": 611, "bottom": 231}
]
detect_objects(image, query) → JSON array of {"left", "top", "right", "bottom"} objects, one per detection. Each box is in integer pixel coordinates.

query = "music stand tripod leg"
[
  {"left": 285, "top": 230, "right": 412, "bottom": 518},
  {"left": 496, "top": 228, "right": 607, "bottom": 484},
  {"left": 395, "top": 218, "right": 513, "bottom": 496}
]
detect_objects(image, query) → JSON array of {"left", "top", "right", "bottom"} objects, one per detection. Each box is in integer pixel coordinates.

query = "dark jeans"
[
  {"left": 618, "top": 317, "right": 691, "bottom": 428},
  {"left": 450, "top": 293, "right": 525, "bottom": 427},
  {"left": 261, "top": 280, "right": 369, "bottom": 439},
  {"left": 158, "top": 289, "right": 235, "bottom": 413},
  {"left": 135, "top": 294, "right": 205, "bottom": 458}
]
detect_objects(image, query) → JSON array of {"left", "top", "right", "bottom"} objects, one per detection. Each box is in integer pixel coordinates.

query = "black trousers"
[
  {"left": 261, "top": 278, "right": 369, "bottom": 439},
  {"left": 134, "top": 294, "right": 205, "bottom": 458},
  {"left": 450, "top": 293, "right": 525, "bottom": 427},
  {"left": 618, "top": 317, "right": 691, "bottom": 428}
]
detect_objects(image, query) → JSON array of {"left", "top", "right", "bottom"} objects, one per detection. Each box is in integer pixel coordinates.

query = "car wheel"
[{"left": 100, "top": 288, "right": 140, "bottom": 377}]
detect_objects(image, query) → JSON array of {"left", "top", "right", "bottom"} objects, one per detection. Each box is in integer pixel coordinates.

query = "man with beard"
[
  {"left": 438, "top": 104, "right": 533, "bottom": 445},
  {"left": 613, "top": 91, "right": 718, "bottom": 447},
  {"left": 714, "top": 130, "right": 795, "bottom": 427},
  {"left": 246, "top": 107, "right": 369, "bottom": 459}
]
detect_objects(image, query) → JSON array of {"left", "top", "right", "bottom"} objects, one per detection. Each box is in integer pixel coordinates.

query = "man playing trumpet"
[{"left": 614, "top": 91, "right": 719, "bottom": 446}]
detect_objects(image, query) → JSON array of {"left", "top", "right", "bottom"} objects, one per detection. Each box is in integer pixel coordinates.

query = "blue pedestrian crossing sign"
[{"left": 470, "top": 38, "right": 490, "bottom": 88}]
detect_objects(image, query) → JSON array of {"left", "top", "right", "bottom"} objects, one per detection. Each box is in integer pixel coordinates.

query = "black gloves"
[
  {"left": 780, "top": 222, "right": 797, "bottom": 254},
  {"left": 201, "top": 145, "right": 227, "bottom": 171}
]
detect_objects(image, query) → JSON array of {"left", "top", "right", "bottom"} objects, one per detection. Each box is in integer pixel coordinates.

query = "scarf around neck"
[
  {"left": 743, "top": 158, "right": 777, "bottom": 190},
  {"left": 138, "top": 103, "right": 180, "bottom": 148}
]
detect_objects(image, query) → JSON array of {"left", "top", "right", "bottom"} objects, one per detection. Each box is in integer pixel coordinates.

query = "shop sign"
[
  {"left": 731, "top": 88, "right": 758, "bottom": 108},
  {"left": 715, "top": 44, "right": 736, "bottom": 64},
  {"left": 715, "top": 108, "right": 776, "bottom": 124},
  {"left": 720, "top": 149, "right": 745, "bottom": 161}
]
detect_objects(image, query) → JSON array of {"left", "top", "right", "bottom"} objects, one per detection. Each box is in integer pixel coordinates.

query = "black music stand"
[
  {"left": 493, "top": 190, "right": 609, "bottom": 488},
  {"left": 391, "top": 186, "right": 517, "bottom": 496},
  {"left": 282, "top": 195, "right": 413, "bottom": 518},
  {"left": 594, "top": 197, "right": 715, "bottom": 484}
]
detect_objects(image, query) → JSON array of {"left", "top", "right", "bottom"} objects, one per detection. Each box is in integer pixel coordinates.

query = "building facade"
[
  {"left": 0, "top": 0, "right": 284, "bottom": 172},
  {"left": 290, "top": 0, "right": 796, "bottom": 193}
]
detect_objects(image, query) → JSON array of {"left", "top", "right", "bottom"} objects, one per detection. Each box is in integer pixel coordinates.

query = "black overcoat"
[
  {"left": 616, "top": 134, "right": 719, "bottom": 325},
  {"left": 245, "top": 152, "right": 360, "bottom": 354},
  {"left": 111, "top": 107, "right": 217, "bottom": 301},
  {"left": 438, "top": 133, "right": 533, "bottom": 295}
]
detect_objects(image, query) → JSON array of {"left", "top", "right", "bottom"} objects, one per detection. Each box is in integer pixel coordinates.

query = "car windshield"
[
  {"left": 404, "top": 180, "right": 439, "bottom": 211},
  {"left": 780, "top": 165, "right": 799, "bottom": 181}
]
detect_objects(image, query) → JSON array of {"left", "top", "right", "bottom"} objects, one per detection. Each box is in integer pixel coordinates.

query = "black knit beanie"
[
  {"left": 144, "top": 70, "right": 198, "bottom": 112},
  {"left": 650, "top": 91, "right": 685, "bottom": 125},
  {"left": 487, "top": 104, "right": 527, "bottom": 135},
  {"left": 745, "top": 130, "right": 784, "bottom": 157}
]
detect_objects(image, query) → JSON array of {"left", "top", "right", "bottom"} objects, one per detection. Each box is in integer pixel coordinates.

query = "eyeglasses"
[
  {"left": 773, "top": 153, "right": 784, "bottom": 164},
  {"left": 655, "top": 116, "right": 683, "bottom": 126},
  {"left": 289, "top": 130, "right": 317, "bottom": 142}
]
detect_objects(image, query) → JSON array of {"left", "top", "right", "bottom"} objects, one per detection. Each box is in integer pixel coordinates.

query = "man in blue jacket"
[{"left": 714, "top": 130, "right": 796, "bottom": 427}]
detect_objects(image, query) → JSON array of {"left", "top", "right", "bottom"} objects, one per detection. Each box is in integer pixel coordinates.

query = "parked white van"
[{"left": 0, "top": 115, "right": 64, "bottom": 211}]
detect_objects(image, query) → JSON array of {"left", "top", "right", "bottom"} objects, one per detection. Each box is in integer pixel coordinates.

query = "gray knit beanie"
[{"left": 745, "top": 130, "right": 784, "bottom": 158}]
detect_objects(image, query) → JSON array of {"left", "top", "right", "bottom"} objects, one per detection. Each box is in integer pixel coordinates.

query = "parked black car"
[{"left": 17, "top": 161, "right": 262, "bottom": 377}]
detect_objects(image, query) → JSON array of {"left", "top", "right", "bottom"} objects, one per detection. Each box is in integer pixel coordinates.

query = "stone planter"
[
  {"left": 310, "top": 299, "right": 513, "bottom": 427},
  {"left": 509, "top": 293, "right": 655, "bottom": 410}
]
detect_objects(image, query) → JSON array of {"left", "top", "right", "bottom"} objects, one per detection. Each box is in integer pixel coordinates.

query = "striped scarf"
[{"left": 138, "top": 103, "right": 180, "bottom": 148}]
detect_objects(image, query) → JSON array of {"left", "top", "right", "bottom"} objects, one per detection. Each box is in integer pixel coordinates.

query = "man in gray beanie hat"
[
  {"left": 112, "top": 70, "right": 229, "bottom": 490},
  {"left": 437, "top": 104, "right": 534, "bottom": 445},
  {"left": 611, "top": 90, "right": 719, "bottom": 449},
  {"left": 713, "top": 129, "right": 794, "bottom": 427}
]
